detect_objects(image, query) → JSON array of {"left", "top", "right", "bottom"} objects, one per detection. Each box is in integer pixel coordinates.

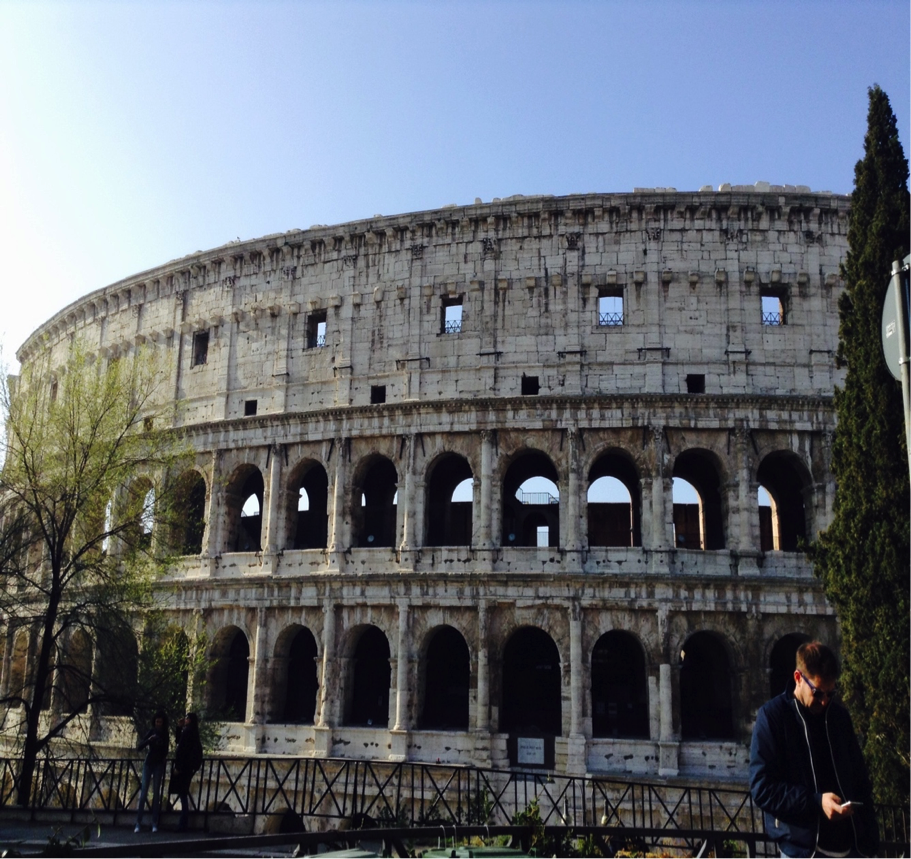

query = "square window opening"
[
  {"left": 192, "top": 330, "right": 210, "bottom": 366},
  {"left": 685, "top": 374, "right": 705, "bottom": 394},
  {"left": 371, "top": 385, "right": 386, "bottom": 404},
  {"left": 761, "top": 290, "right": 786, "bottom": 325},
  {"left": 307, "top": 310, "right": 328, "bottom": 348},
  {"left": 441, "top": 296, "right": 463, "bottom": 334},
  {"left": 244, "top": 399, "right": 258, "bottom": 416},
  {"left": 521, "top": 375, "right": 540, "bottom": 396},
  {"left": 598, "top": 290, "right": 624, "bottom": 326}
]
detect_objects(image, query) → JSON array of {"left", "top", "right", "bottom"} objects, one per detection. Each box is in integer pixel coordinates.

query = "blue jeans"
[{"left": 135, "top": 759, "right": 165, "bottom": 827}]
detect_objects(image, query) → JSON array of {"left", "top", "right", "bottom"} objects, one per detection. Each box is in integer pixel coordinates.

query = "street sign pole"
[{"left": 892, "top": 260, "right": 911, "bottom": 490}]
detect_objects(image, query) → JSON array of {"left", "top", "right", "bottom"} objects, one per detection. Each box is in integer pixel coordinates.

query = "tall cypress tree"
[{"left": 815, "top": 85, "right": 910, "bottom": 805}]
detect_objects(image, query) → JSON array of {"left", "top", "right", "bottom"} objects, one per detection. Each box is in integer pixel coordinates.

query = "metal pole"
[{"left": 891, "top": 260, "right": 911, "bottom": 478}]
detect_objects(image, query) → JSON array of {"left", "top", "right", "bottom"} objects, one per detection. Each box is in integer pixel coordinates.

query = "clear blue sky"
[{"left": 1, "top": 0, "right": 908, "bottom": 369}]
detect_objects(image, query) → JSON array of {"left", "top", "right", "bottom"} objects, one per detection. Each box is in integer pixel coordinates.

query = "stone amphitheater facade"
[{"left": 15, "top": 186, "right": 850, "bottom": 782}]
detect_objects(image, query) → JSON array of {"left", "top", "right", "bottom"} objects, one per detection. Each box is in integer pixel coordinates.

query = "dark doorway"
[
  {"left": 500, "top": 628, "right": 562, "bottom": 735},
  {"left": 224, "top": 630, "right": 250, "bottom": 722},
  {"left": 284, "top": 628, "right": 319, "bottom": 723},
  {"left": 345, "top": 626, "right": 391, "bottom": 727},
  {"left": 768, "top": 633, "right": 811, "bottom": 699},
  {"left": 353, "top": 458, "right": 398, "bottom": 548},
  {"left": 591, "top": 631, "right": 649, "bottom": 738},
  {"left": 290, "top": 463, "right": 329, "bottom": 550},
  {"left": 680, "top": 632, "right": 734, "bottom": 740},
  {"left": 420, "top": 626, "right": 470, "bottom": 729},
  {"left": 425, "top": 455, "right": 473, "bottom": 546},
  {"left": 173, "top": 471, "right": 206, "bottom": 555}
]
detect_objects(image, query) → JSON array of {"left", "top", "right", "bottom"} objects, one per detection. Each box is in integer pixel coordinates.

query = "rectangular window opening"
[
  {"left": 441, "top": 296, "right": 463, "bottom": 334},
  {"left": 598, "top": 290, "right": 624, "bottom": 326},
  {"left": 685, "top": 374, "right": 705, "bottom": 394},
  {"left": 244, "top": 399, "right": 258, "bottom": 416},
  {"left": 307, "top": 310, "right": 328, "bottom": 348},
  {"left": 370, "top": 385, "right": 386, "bottom": 404},
  {"left": 761, "top": 290, "right": 786, "bottom": 326},
  {"left": 192, "top": 330, "right": 210, "bottom": 366},
  {"left": 521, "top": 375, "right": 540, "bottom": 396}
]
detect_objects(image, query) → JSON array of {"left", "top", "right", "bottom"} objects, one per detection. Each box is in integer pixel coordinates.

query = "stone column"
[
  {"left": 328, "top": 439, "right": 347, "bottom": 554},
  {"left": 564, "top": 430, "right": 582, "bottom": 552},
  {"left": 203, "top": 451, "right": 223, "bottom": 569},
  {"left": 475, "top": 601, "right": 490, "bottom": 732},
  {"left": 314, "top": 600, "right": 336, "bottom": 756},
  {"left": 398, "top": 435, "right": 416, "bottom": 551},
  {"left": 263, "top": 444, "right": 283, "bottom": 556},
  {"left": 477, "top": 431, "right": 495, "bottom": 549},
  {"left": 393, "top": 601, "right": 410, "bottom": 731},
  {"left": 248, "top": 607, "right": 268, "bottom": 725},
  {"left": 317, "top": 601, "right": 336, "bottom": 728},
  {"left": 658, "top": 663, "right": 679, "bottom": 776},
  {"left": 569, "top": 608, "right": 583, "bottom": 735}
]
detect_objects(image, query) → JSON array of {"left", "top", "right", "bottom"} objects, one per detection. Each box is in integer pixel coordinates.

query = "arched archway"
[
  {"left": 352, "top": 457, "right": 398, "bottom": 548},
  {"left": 61, "top": 629, "right": 93, "bottom": 714},
  {"left": 419, "top": 625, "right": 470, "bottom": 729},
  {"left": 226, "top": 467, "right": 264, "bottom": 552},
  {"left": 680, "top": 631, "right": 734, "bottom": 740},
  {"left": 500, "top": 627, "right": 561, "bottom": 735},
  {"left": 344, "top": 626, "right": 391, "bottom": 727},
  {"left": 210, "top": 627, "right": 250, "bottom": 722},
  {"left": 286, "top": 461, "right": 329, "bottom": 550},
  {"left": 587, "top": 451, "right": 641, "bottom": 547},
  {"left": 280, "top": 627, "right": 319, "bottom": 723},
  {"left": 757, "top": 453, "right": 811, "bottom": 552},
  {"left": 769, "top": 632, "right": 811, "bottom": 698},
  {"left": 502, "top": 452, "right": 560, "bottom": 547},
  {"left": 591, "top": 631, "right": 649, "bottom": 738},
  {"left": 425, "top": 455, "right": 474, "bottom": 546},
  {"left": 170, "top": 471, "right": 206, "bottom": 555},
  {"left": 672, "top": 450, "right": 725, "bottom": 550}
]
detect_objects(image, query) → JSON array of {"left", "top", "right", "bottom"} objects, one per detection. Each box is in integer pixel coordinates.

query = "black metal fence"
[{"left": 2, "top": 756, "right": 907, "bottom": 857}]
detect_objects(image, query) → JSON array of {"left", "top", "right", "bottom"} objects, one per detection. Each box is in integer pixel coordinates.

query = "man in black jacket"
[{"left": 750, "top": 641, "right": 878, "bottom": 857}]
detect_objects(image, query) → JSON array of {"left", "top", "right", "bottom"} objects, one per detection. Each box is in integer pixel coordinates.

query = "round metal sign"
[{"left": 882, "top": 272, "right": 909, "bottom": 382}]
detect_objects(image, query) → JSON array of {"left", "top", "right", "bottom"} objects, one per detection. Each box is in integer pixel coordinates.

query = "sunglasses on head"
[{"left": 799, "top": 671, "right": 838, "bottom": 702}]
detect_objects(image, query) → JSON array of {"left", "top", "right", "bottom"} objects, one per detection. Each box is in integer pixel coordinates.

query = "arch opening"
[
  {"left": 210, "top": 628, "right": 250, "bottom": 722},
  {"left": 227, "top": 468, "right": 264, "bottom": 552},
  {"left": 591, "top": 631, "right": 648, "bottom": 738},
  {"left": 672, "top": 451, "right": 725, "bottom": 550},
  {"left": 587, "top": 453, "right": 641, "bottom": 547},
  {"left": 500, "top": 627, "right": 561, "bottom": 735},
  {"left": 353, "top": 458, "right": 398, "bottom": 548},
  {"left": 425, "top": 455, "right": 474, "bottom": 547},
  {"left": 769, "top": 632, "right": 811, "bottom": 698},
  {"left": 171, "top": 471, "right": 206, "bottom": 555},
  {"left": 344, "top": 626, "right": 391, "bottom": 727},
  {"left": 757, "top": 453, "right": 810, "bottom": 552},
  {"left": 287, "top": 462, "right": 329, "bottom": 550},
  {"left": 282, "top": 627, "right": 319, "bottom": 723},
  {"left": 419, "top": 625, "right": 470, "bottom": 730},
  {"left": 680, "top": 632, "right": 734, "bottom": 740},
  {"left": 502, "top": 453, "right": 560, "bottom": 547}
]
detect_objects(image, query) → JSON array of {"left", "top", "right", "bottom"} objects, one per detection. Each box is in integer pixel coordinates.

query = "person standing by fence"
[
  {"left": 750, "top": 641, "right": 878, "bottom": 858},
  {"left": 169, "top": 712, "right": 203, "bottom": 831},
  {"left": 134, "top": 711, "right": 169, "bottom": 833}
]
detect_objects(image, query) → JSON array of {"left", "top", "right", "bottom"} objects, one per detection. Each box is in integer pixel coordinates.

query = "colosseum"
[{"left": 12, "top": 185, "right": 850, "bottom": 783}]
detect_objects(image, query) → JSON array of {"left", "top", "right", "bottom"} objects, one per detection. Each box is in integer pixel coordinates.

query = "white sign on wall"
[{"left": 516, "top": 737, "right": 545, "bottom": 766}]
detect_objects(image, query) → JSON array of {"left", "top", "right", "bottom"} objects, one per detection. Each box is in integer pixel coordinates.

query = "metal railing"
[
  {"left": 443, "top": 320, "right": 462, "bottom": 334},
  {"left": 516, "top": 490, "right": 558, "bottom": 506},
  {"left": 598, "top": 311, "right": 624, "bottom": 326},
  {"left": 3, "top": 756, "right": 907, "bottom": 857},
  {"left": 761, "top": 311, "right": 783, "bottom": 326}
]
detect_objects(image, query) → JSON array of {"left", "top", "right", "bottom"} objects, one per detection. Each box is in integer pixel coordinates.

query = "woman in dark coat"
[
  {"left": 135, "top": 711, "right": 169, "bottom": 832},
  {"left": 170, "top": 712, "right": 203, "bottom": 830}
]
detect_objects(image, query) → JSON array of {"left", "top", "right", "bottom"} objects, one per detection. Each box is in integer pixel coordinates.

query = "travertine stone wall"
[{"left": 15, "top": 189, "right": 849, "bottom": 784}]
